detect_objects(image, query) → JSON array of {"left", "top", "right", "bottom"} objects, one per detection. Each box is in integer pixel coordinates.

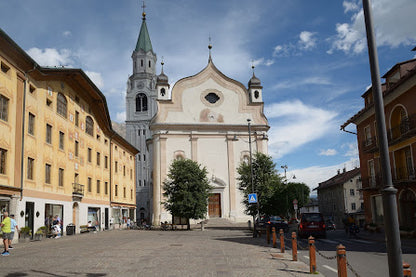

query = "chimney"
[
  {"left": 337, "top": 169, "right": 340, "bottom": 175},
  {"left": 343, "top": 168, "right": 346, "bottom": 173}
]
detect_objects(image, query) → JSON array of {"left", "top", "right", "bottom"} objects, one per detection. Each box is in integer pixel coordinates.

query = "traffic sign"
[{"left": 248, "top": 193, "right": 257, "bottom": 204}]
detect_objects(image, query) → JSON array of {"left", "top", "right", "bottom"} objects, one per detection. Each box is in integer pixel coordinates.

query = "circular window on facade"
[{"left": 205, "top": 92, "right": 220, "bottom": 104}]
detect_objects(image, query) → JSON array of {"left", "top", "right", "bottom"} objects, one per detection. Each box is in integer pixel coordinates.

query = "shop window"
[{"left": 0, "top": 94, "right": 9, "bottom": 122}]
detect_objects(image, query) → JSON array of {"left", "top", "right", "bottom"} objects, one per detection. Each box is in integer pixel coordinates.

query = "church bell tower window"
[
  {"left": 160, "top": 88, "right": 166, "bottom": 96},
  {"left": 136, "top": 93, "right": 148, "bottom": 112},
  {"left": 254, "top": 90, "right": 259, "bottom": 99}
]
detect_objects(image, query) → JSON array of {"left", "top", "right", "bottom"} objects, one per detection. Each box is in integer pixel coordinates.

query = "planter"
[
  {"left": 19, "top": 236, "right": 31, "bottom": 243},
  {"left": 34, "top": 233, "right": 43, "bottom": 241}
]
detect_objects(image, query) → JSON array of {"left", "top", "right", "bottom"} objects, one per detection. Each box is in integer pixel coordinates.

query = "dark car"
[
  {"left": 325, "top": 220, "right": 336, "bottom": 231},
  {"left": 255, "top": 215, "right": 268, "bottom": 231},
  {"left": 266, "top": 216, "right": 289, "bottom": 233},
  {"left": 298, "top": 212, "right": 326, "bottom": 238}
]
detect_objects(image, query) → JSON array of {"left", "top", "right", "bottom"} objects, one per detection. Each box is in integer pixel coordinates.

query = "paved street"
[{"left": 0, "top": 226, "right": 322, "bottom": 277}]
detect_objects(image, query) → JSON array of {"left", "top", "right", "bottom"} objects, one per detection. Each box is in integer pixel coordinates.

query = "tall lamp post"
[
  {"left": 247, "top": 119, "right": 260, "bottom": 237},
  {"left": 361, "top": 0, "right": 403, "bottom": 275}
]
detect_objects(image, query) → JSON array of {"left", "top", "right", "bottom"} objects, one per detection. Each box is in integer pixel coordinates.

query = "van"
[{"left": 298, "top": 212, "right": 326, "bottom": 238}]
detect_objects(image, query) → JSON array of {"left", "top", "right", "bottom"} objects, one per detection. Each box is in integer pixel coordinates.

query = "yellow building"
[{"left": 0, "top": 29, "right": 138, "bottom": 238}]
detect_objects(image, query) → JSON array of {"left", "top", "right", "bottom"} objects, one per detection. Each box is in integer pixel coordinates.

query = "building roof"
[
  {"left": 341, "top": 59, "right": 416, "bottom": 130},
  {"left": 135, "top": 15, "right": 153, "bottom": 53},
  {"left": 0, "top": 28, "right": 139, "bottom": 155},
  {"left": 315, "top": 167, "right": 360, "bottom": 191}
]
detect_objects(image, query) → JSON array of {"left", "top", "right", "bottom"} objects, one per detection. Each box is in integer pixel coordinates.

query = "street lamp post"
[
  {"left": 281, "top": 165, "right": 288, "bottom": 182},
  {"left": 361, "top": 0, "right": 403, "bottom": 276},
  {"left": 247, "top": 119, "right": 260, "bottom": 237}
]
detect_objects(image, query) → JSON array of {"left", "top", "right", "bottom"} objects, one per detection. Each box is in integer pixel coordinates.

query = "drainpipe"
[{"left": 20, "top": 65, "right": 37, "bottom": 200}]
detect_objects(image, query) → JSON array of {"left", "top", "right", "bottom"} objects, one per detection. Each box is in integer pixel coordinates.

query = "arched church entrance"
[{"left": 400, "top": 189, "right": 416, "bottom": 229}]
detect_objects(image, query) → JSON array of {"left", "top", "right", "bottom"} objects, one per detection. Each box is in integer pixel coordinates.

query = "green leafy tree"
[
  {"left": 270, "top": 182, "right": 310, "bottom": 218},
  {"left": 163, "top": 158, "right": 212, "bottom": 230},
  {"left": 237, "top": 152, "right": 284, "bottom": 217}
]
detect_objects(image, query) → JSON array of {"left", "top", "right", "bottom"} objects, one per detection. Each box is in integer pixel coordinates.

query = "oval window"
[{"left": 205, "top": 92, "right": 220, "bottom": 104}]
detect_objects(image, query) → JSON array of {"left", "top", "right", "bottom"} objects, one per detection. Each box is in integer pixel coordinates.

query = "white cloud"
[
  {"left": 272, "top": 76, "right": 331, "bottom": 90},
  {"left": 342, "top": 142, "right": 359, "bottom": 157},
  {"left": 287, "top": 157, "right": 359, "bottom": 194},
  {"left": 265, "top": 100, "right": 338, "bottom": 158},
  {"left": 115, "top": 112, "right": 126, "bottom": 122},
  {"left": 343, "top": 1, "right": 359, "bottom": 13},
  {"left": 26, "top": 47, "right": 73, "bottom": 67},
  {"left": 63, "top": 31, "right": 72, "bottom": 37},
  {"left": 273, "top": 44, "right": 294, "bottom": 57},
  {"left": 299, "top": 31, "right": 317, "bottom": 50},
  {"left": 251, "top": 58, "right": 275, "bottom": 67},
  {"left": 330, "top": 0, "right": 416, "bottom": 54},
  {"left": 85, "top": 71, "right": 104, "bottom": 89},
  {"left": 319, "top": 149, "right": 337, "bottom": 156}
]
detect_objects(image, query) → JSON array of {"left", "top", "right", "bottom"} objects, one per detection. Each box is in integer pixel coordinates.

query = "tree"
[
  {"left": 270, "top": 182, "right": 310, "bottom": 218},
  {"left": 237, "top": 152, "right": 284, "bottom": 217},
  {"left": 163, "top": 158, "right": 212, "bottom": 230}
]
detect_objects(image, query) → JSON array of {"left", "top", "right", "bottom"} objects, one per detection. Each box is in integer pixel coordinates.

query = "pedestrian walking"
[
  {"left": 109, "top": 216, "right": 114, "bottom": 230},
  {"left": 127, "top": 218, "right": 131, "bottom": 229},
  {"left": 0, "top": 211, "right": 11, "bottom": 256},
  {"left": 8, "top": 214, "right": 19, "bottom": 249}
]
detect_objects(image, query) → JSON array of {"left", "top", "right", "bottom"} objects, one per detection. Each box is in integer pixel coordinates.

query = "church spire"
[{"left": 135, "top": 1, "right": 153, "bottom": 53}]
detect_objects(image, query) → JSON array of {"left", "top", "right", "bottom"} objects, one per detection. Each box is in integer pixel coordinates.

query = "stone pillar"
[{"left": 226, "top": 135, "right": 236, "bottom": 219}]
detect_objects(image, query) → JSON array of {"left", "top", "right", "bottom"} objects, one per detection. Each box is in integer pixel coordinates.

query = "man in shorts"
[
  {"left": 8, "top": 214, "right": 19, "bottom": 249},
  {"left": 0, "top": 211, "right": 11, "bottom": 256}
]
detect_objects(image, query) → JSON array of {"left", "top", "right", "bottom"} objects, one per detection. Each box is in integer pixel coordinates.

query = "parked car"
[
  {"left": 255, "top": 215, "right": 268, "bottom": 231},
  {"left": 298, "top": 212, "right": 326, "bottom": 238},
  {"left": 325, "top": 220, "right": 336, "bottom": 231},
  {"left": 266, "top": 216, "right": 289, "bottom": 233}
]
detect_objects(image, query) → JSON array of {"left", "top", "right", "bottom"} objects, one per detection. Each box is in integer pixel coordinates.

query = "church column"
[
  {"left": 152, "top": 135, "right": 167, "bottom": 225},
  {"left": 190, "top": 134, "right": 198, "bottom": 161},
  {"left": 226, "top": 135, "right": 237, "bottom": 219}
]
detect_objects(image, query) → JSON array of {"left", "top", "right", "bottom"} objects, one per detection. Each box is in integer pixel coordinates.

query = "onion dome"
[{"left": 157, "top": 61, "right": 169, "bottom": 85}]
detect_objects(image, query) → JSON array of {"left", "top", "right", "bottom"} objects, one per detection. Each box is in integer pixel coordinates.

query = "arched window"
[
  {"left": 148, "top": 60, "right": 151, "bottom": 68},
  {"left": 254, "top": 90, "right": 259, "bottom": 99},
  {"left": 136, "top": 93, "right": 148, "bottom": 112},
  {"left": 57, "top": 93, "right": 67, "bottom": 118},
  {"left": 141, "top": 59, "right": 143, "bottom": 67},
  {"left": 160, "top": 88, "right": 166, "bottom": 96},
  {"left": 85, "top": 116, "right": 94, "bottom": 136},
  {"left": 390, "top": 106, "right": 408, "bottom": 140}
]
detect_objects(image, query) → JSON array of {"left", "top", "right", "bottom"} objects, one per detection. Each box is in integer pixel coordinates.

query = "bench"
[{"left": 80, "top": 225, "right": 97, "bottom": 233}]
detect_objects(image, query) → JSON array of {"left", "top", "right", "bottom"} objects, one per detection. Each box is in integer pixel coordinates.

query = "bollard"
[
  {"left": 404, "top": 262, "right": 412, "bottom": 277},
  {"left": 309, "top": 236, "right": 317, "bottom": 274},
  {"left": 336, "top": 244, "right": 347, "bottom": 277},
  {"left": 292, "top": 232, "right": 297, "bottom": 261},
  {"left": 201, "top": 221, "right": 205, "bottom": 231},
  {"left": 266, "top": 225, "right": 270, "bottom": 244},
  {"left": 272, "top": 227, "right": 277, "bottom": 248},
  {"left": 279, "top": 229, "right": 285, "bottom": 253}
]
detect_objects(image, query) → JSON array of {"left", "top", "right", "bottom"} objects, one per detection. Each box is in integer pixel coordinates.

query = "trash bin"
[{"left": 66, "top": 223, "right": 76, "bottom": 235}]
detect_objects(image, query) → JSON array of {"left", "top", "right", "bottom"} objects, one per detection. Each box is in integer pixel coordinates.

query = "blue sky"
[{"left": 1, "top": 0, "right": 415, "bottom": 194}]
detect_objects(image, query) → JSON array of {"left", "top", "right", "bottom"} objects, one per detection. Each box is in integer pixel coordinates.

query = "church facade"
[{"left": 127, "top": 12, "right": 270, "bottom": 224}]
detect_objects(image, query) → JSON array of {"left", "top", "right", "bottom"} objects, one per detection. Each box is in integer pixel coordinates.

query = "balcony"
[
  {"left": 361, "top": 174, "right": 382, "bottom": 190},
  {"left": 388, "top": 114, "right": 416, "bottom": 145},
  {"left": 361, "top": 137, "right": 378, "bottom": 153},
  {"left": 72, "top": 183, "right": 84, "bottom": 201},
  {"left": 393, "top": 166, "right": 416, "bottom": 184}
]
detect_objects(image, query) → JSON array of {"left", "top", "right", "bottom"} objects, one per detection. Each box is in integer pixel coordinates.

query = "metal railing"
[{"left": 394, "top": 166, "right": 416, "bottom": 182}]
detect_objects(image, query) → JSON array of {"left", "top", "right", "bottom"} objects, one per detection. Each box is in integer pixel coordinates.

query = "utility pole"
[
  {"left": 361, "top": 0, "right": 403, "bottom": 276},
  {"left": 248, "top": 119, "right": 260, "bottom": 237}
]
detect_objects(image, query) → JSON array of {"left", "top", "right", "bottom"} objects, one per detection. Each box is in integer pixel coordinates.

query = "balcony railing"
[
  {"left": 72, "top": 183, "right": 84, "bottom": 197},
  {"left": 393, "top": 166, "right": 416, "bottom": 182},
  {"left": 361, "top": 175, "right": 382, "bottom": 189},
  {"left": 361, "top": 137, "right": 378, "bottom": 153},
  {"left": 388, "top": 114, "right": 416, "bottom": 143}
]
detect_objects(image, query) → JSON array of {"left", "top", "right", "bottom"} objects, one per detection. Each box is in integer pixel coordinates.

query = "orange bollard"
[
  {"left": 266, "top": 225, "right": 270, "bottom": 244},
  {"left": 272, "top": 227, "right": 277, "bottom": 248},
  {"left": 279, "top": 229, "right": 285, "bottom": 253},
  {"left": 292, "top": 232, "right": 297, "bottom": 261},
  {"left": 404, "top": 262, "right": 412, "bottom": 277},
  {"left": 309, "top": 236, "right": 317, "bottom": 274},
  {"left": 336, "top": 244, "right": 347, "bottom": 277}
]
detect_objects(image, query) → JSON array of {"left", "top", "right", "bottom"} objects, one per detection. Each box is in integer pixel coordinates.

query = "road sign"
[
  {"left": 293, "top": 199, "right": 298, "bottom": 204},
  {"left": 248, "top": 193, "right": 257, "bottom": 204}
]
